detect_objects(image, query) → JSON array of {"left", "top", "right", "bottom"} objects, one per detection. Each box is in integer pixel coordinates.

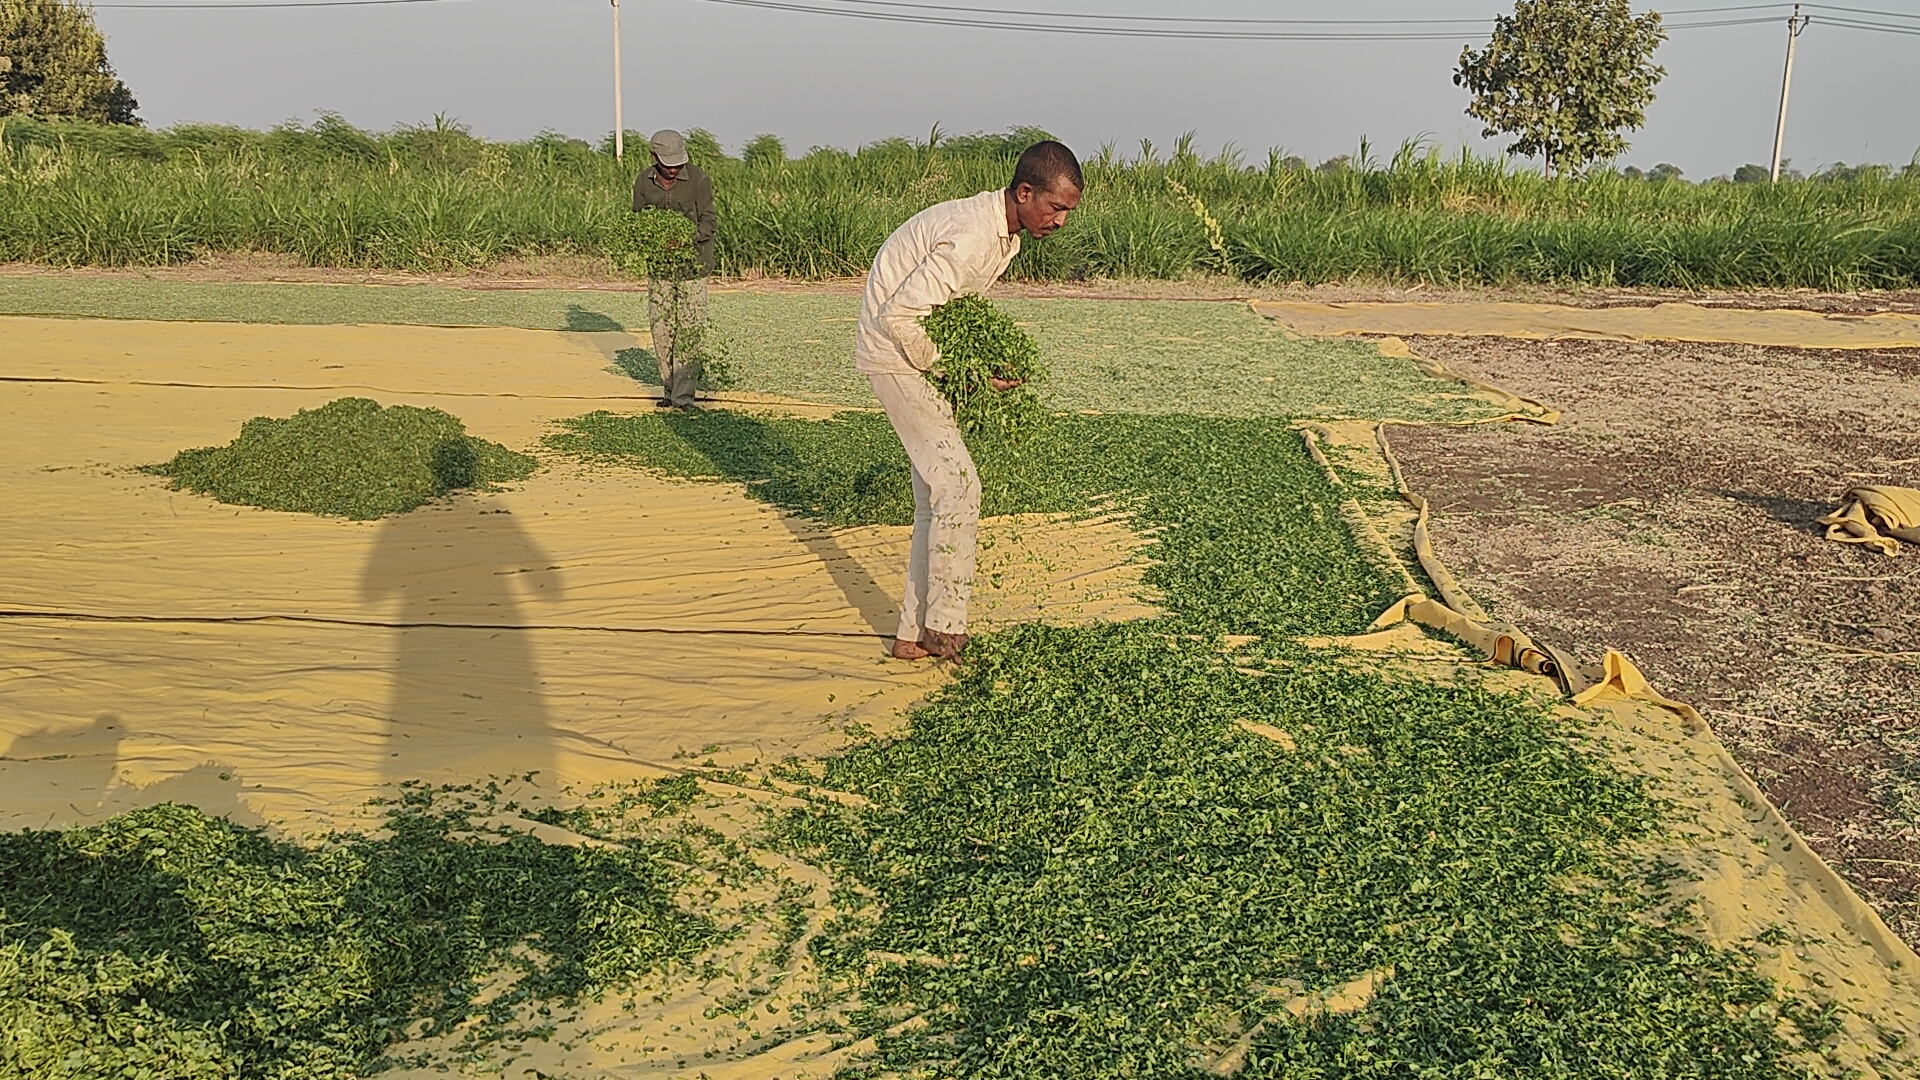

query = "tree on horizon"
[
  {"left": 1455, "top": 0, "right": 1665, "bottom": 177},
  {"left": 1, "top": 0, "right": 141, "bottom": 125}
]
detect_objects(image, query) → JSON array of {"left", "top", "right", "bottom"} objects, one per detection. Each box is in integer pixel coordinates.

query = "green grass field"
[{"left": 4, "top": 116, "right": 1918, "bottom": 288}]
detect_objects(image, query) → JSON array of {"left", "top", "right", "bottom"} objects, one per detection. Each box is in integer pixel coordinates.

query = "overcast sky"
[{"left": 91, "top": 0, "right": 1920, "bottom": 178}]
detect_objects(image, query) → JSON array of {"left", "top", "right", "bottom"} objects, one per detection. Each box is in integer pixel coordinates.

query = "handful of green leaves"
[
  {"left": 608, "top": 208, "right": 700, "bottom": 280},
  {"left": 921, "top": 294, "right": 1046, "bottom": 438}
]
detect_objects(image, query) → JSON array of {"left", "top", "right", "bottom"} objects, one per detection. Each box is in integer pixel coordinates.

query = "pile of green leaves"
[
  {"left": 0, "top": 779, "right": 724, "bottom": 1080},
  {"left": 607, "top": 207, "right": 700, "bottom": 281},
  {"left": 922, "top": 294, "right": 1047, "bottom": 437},
  {"left": 552, "top": 407, "right": 1843, "bottom": 1076},
  {"left": 146, "top": 397, "right": 536, "bottom": 519}
]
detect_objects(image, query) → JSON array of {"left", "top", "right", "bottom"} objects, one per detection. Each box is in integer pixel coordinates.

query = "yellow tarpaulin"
[
  {"left": 0, "top": 316, "right": 1154, "bottom": 837},
  {"left": 1253, "top": 299, "right": 1920, "bottom": 350},
  {"left": 1819, "top": 484, "right": 1920, "bottom": 555}
]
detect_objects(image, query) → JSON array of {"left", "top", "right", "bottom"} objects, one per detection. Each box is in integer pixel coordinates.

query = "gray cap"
[{"left": 650, "top": 129, "right": 689, "bottom": 167}]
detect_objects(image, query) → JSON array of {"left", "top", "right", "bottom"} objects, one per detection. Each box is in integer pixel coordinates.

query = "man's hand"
[{"left": 989, "top": 377, "right": 1024, "bottom": 392}]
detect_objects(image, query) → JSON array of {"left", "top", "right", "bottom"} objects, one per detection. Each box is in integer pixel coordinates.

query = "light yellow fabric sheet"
[
  {"left": 0, "top": 316, "right": 1153, "bottom": 837},
  {"left": 1818, "top": 484, "right": 1920, "bottom": 555},
  {"left": 1253, "top": 299, "right": 1920, "bottom": 350}
]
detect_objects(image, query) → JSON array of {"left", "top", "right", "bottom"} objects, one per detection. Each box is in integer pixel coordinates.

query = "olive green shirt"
[{"left": 631, "top": 163, "right": 717, "bottom": 277}]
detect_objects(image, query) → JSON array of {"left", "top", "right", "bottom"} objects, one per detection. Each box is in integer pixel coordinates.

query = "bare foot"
[
  {"left": 919, "top": 629, "right": 969, "bottom": 663},
  {"left": 891, "top": 637, "right": 931, "bottom": 660}
]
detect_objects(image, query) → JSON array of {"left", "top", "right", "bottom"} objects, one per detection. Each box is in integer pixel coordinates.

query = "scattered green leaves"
[
  {"left": 548, "top": 409, "right": 1395, "bottom": 636},
  {"left": 606, "top": 206, "right": 700, "bottom": 281},
  {"left": 145, "top": 397, "right": 536, "bottom": 519},
  {"left": 0, "top": 781, "right": 726, "bottom": 1080},
  {"left": 774, "top": 624, "right": 1827, "bottom": 1078},
  {"left": 555, "top": 405, "right": 1839, "bottom": 1076},
  {"left": 922, "top": 294, "right": 1047, "bottom": 437}
]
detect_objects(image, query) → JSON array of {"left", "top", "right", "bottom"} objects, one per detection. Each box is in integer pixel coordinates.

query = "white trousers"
[{"left": 868, "top": 374, "right": 980, "bottom": 639}]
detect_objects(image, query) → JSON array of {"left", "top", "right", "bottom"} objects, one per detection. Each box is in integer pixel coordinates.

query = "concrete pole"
[
  {"left": 612, "top": 0, "right": 625, "bottom": 162},
  {"left": 1769, "top": 5, "right": 1809, "bottom": 184}
]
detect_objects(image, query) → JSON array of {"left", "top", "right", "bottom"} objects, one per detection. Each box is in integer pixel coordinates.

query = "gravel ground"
[{"left": 1387, "top": 335, "right": 1920, "bottom": 949}]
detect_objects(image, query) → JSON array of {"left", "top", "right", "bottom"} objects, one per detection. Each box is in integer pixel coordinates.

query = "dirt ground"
[
  {"left": 1387, "top": 335, "right": 1920, "bottom": 950},
  {"left": 6, "top": 254, "right": 1918, "bottom": 312}
]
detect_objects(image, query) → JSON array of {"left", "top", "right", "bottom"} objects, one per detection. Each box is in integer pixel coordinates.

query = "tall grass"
[{"left": 3, "top": 115, "right": 1918, "bottom": 288}]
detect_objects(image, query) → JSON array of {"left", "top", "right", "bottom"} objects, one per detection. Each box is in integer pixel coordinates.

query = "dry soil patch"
[{"left": 1384, "top": 334, "right": 1920, "bottom": 949}]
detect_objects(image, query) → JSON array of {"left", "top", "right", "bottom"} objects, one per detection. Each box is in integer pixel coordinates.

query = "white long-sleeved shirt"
[{"left": 854, "top": 189, "right": 1020, "bottom": 376}]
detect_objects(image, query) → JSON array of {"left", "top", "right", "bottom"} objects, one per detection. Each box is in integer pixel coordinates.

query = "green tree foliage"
[
  {"left": 1455, "top": 0, "right": 1663, "bottom": 176},
  {"left": 0, "top": 0, "right": 139, "bottom": 124}
]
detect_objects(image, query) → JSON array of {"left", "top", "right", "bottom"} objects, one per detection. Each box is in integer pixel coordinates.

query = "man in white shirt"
[{"left": 854, "top": 141, "right": 1083, "bottom": 662}]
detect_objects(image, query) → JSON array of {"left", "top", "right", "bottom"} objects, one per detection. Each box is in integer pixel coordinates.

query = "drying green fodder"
[
  {"left": 922, "top": 294, "right": 1047, "bottom": 437},
  {"left": 607, "top": 207, "right": 700, "bottom": 280},
  {"left": 0, "top": 779, "right": 731, "bottom": 1080},
  {"left": 551, "top": 407, "right": 1843, "bottom": 1075},
  {"left": 147, "top": 397, "right": 536, "bottom": 519},
  {"left": 605, "top": 209, "right": 737, "bottom": 391},
  {"left": 771, "top": 626, "right": 1839, "bottom": 1078},
  {"left": 548, "top": 410, "right": 1395, "bottom": 635},
  {"left": 16, "top": 398, "right": 1856, "bottom": 1076}
]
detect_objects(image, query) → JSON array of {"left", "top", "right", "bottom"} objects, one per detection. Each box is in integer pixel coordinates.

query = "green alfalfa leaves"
[
  {"left": 922, "top": 293, "right": 1047, "bottom": 439},
  {"left": 146, "top": 397, "right": 536, "bottom": 520},
  {"left": 607, "top": 209, "right": 738, "bottom": 391},
  {"left": 607, "top": 207, "right": 701, "bottom": 281}
]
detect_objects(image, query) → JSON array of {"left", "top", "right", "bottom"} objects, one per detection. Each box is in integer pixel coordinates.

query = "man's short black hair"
[{"left": 1009, "top": 140, "right": 1083, "bottom": 194}]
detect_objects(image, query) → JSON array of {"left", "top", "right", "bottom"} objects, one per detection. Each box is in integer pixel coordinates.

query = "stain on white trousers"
[{"left": 868, "top": 373, "right": 980, "bottom": 639}]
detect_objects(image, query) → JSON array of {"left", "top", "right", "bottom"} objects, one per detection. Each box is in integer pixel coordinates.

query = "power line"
[
  {"left": 759, "top": 0, "right": 1499, "bottom": 26},
  {"left": 89, "top": 0, "right": 1920, "bottom": 38},
  {"left": 682, "top": 0, "right": 1479, "bottom": 40},
  {"left": 1803, "top": 2, "right": 1920, "bottom": 20},
  {"left": 1817, "top": 13, "right": 1920, "bottom": 30},
  {"left": 683, "top": 0, "right": 1913, "bottom": 39}
]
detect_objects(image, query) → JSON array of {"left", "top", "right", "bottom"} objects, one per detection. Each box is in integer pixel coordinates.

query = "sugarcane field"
[{"left": 4, "top": 0, "right": 1920, "bottom": 1077}]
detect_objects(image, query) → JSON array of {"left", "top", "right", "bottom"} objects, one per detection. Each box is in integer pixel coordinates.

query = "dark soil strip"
[{"left": 1387, "top": 335, "right": 1920, "bottom": 950}]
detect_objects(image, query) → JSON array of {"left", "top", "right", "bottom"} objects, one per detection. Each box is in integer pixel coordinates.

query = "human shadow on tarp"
[
  {"left": 660, "top": 409, "right": 905, "bottom": 638},
  {"left": 0, "top": 713, "right": 261, "bottom": 827},
  {"left": 563, "top": 303, "right": 662, "bottom": 388},
  {"left": 360, "top": 500, "right": 564, "bottom": 792}
]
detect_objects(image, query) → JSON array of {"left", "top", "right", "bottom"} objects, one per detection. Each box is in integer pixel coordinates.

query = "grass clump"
[
  {"left": 0, "top": 780, "right": 728, "bottom": 1080},
  {"left": 922, "top": 294, "right": 1047, "bottom": 437},
  {"left": 147, "top": 397, "right": 536, "bottom": 519}
]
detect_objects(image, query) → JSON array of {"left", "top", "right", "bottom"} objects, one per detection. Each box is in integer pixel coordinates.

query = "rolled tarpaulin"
[{"left": 1817, "top": 485, "right": 1920, "bottom": 556}]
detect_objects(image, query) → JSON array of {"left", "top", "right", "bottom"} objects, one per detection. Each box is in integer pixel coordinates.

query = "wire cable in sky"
[
  {"left": 88, "top": 0, "right": 1920, "bottom": 39},
  {"left": 680, "top": 0, "right": 1910, "bottom": 39},
  {"left": 1803, "top": 2, "right": 1920, "bottom": 19}
]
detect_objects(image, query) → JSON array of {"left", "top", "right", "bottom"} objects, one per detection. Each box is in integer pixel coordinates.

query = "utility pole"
[
  {"left": 611, "top": 0, "right": 625, "bottom": 162},
  {"left": 1769, "top": 4, "right": 1810, "bottom": 183}
]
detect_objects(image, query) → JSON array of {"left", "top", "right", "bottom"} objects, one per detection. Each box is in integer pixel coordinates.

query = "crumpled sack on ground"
[{"left": 1818, "top": 485, "right": 1920, "bottom": 556}]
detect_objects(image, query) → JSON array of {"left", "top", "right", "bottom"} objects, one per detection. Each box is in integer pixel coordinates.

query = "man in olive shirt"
[{"left": 630, "top": 129, "right": 717, "bottom": 409}]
